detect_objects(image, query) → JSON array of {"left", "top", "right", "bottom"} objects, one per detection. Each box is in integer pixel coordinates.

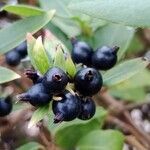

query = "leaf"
[
  {"left": 28, "top": 105, "right": 49, "bottom": 128},
  {"left": 69, "top": 0, "right": 150, "bottom": 27},
  {"left": 54, "top": 107, "right": 107, "bottom": 150},
  {"left": 77, "top": 130, "right": 124, "bottom": 150},
  {"left": 0, "top": 67, "right": 20, "bottom": 84},
  {"left": 0, "top": 10, "right": 55, "bottom": 54},
  {"left": 93, "top": 23, "right": 135, "bottom": 60},
  {"left": 2, "top": 4, "right": 45, "bottom": 17},
  {"left": 16, "top": 142, "right": 42, "bottom": 150},
  {"left": 53, "top": 45, "right": 66, "bottom": 71},
  {"left": 103, "top": 58, "right": 149, "bottom": 87},
  {"left": 65, "top": 55, "right": 76, "bottom": 78},
  {"left": 28, "top": 36, "right": 50, "bottom": 74},
  {"left": 39, "top": 0, "right": 80, "bottom": 37}
]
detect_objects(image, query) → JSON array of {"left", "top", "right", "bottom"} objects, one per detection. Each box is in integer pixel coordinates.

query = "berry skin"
[
  {"left": 42, "top": 67, "right": 68, "bottom": 94},
  {"left": 17, "top": 83, "right": 51, "bottom": 107},
  {"left": 78, "top": 98, "right": 96, "bottom": 120},
  {"left": 0, "top": 96, "right": 12, "bottom": 117},
  {"left": 71, "top": 39, "right": 93, "bottom": 66},
  {"left": 5, "top": 50, "right": 21, "bottom": 66},
  {"left": 92, "top": 46, "right": 119, "bottom": 70},
  {"left": 52, "top": 92, "right": 81, "bottom": 123},
  {"left": 15, "top": 41, "right": 27, "bottom": 58},
  {"left": 74, "top": 67, "right": 103, "bottom": 96}
]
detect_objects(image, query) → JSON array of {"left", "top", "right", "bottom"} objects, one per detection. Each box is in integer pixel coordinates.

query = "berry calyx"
[
  {"left": 42, "top": 67, "right": 68, "bottom": 94},
  {"left": 92, "top": 46, "right": 119, "bottom": 70},
  {"left": 0, "top": 96, "right": 12, "bottom": 117},
  {"left": 78, "top": 97, "right": 96, "bottom": 120},
  {"left": 5, "top": 50, "right": 21, "bottom": 66},
  {"left": 52, "top": 91, "right": 81, "bottom": 123},
  {"left": 17, "top": 83, "right": 52, "bottom": 107},
  {"left": 74, "top": 67, "right": 103, "bottom": 96},
  {"left": 71, "top": 38, "right": 93, "bottom": 66}
]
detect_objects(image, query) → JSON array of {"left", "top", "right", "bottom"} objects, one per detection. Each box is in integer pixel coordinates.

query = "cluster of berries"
[
  {"left": 17, "top": 39, "right": 119, "bottom": 123},
  {"left": 5, "top": 41, "right": 27, "bottom": 66},
  {"left": 0, "top": 96, "right": 12, "bottom": 117}
]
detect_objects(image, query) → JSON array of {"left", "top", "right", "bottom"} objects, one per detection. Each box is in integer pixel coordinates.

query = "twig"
[{"left": 125, "top": 136, "right": 148, "bottom": 150}]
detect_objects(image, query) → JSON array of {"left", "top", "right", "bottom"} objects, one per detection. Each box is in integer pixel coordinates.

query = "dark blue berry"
[
  {"left": 92, "top": 46, "right": 119, "bottom": 70},
  {"left": 0, "top": 96, "right": 12, "bottom": 117},
  {"left": 52, "top": 92, "right": 81, "bottom": 123},
  {"left": 78, "top": 97, "right": 96, "bottom": 120},
  {"left": 71, "top": 38, "right": 93, "bottom": 66},
  {"left": 42, "top": 67, "right": 68, "bottom": 94},
  {"left": 5, "top": 50, "right": 21, "bottom": 66},
  {"left": 17, "top": 83, "right": 51, "bottom": 107},
  {"left": 74, "top": 68, "right": 103, "bottom": 96},
  {"left": 15, "top": 41, "right": 27, "bottom": 58}
]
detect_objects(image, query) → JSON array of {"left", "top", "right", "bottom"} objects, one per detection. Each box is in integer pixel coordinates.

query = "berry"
[
  {"left": 92, "top": 46, "right": 119, "bottom": 70},
  {"left": 52, "top": 92, "right": 81, "bottom": 123},
  {"left": 0, "top": 96, "right": 12, "bottom": 117},
  {"left": 42, "top": 67, "right": 68, "bottom": 94},
  {"left": 15, "top": 41, "right": 27, "bottom": 58},
  {"left": 17, "top": 83, "right": 52, "bottom": 107},
  {"left": 78, "top": 97, "right": 96, "bottom": 120},
  {"left": 25, "top": 69, "right": 43, "bottom": 84},
  {"left": 5, "top": 50, "right": 21, "bottom": 66},
  {"left": 71, "top": 38, "right": 93, "bottom": 66},
  {"left": 74, "top": 67, "right": 103, "bottom": 96}
]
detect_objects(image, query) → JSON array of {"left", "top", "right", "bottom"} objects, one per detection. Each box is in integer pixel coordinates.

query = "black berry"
[
  {"left": 92, "top": 46, "right": 119, "bottom": 70},
  {"left": 74, "top": 67, "right": 103, "bottom": 96},
  {"left": 5, "top": 50, "right": 21, "bottom": 66},
  {"left": 15, "top": 41, "right": 27, "bottom": 58},
  {"left": 42, "top": 67, "right": 68, "bottom": 94},
  {"left": 52, "top": 92, "right": 81, "bottom": 123},
  {"left": 71, "top": 38, "right": 93, "bottom": 66},
  {"left": 0, "top": 96, "right": 12, "bottom": 117},
  {"left": 78, "top": 97, "right": 96, "bottom": 120},
  {"left": 17, "top": 83, "right": 52, "bottom": 107}
]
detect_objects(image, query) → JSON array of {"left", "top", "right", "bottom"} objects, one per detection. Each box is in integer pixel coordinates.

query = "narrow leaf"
[
  {"left": 103, "top": 58, "right": 149, "bottom": 87},
  {"left": 28, "top": 105, "right": 49, "bottom": 128},
  {"left": 0, "top": 67, "right": 20, "bottom": 84},
  {"left": 2, "top": 4, "right": 45, "bottom": 17},
  {"left": 0, "top": 10, "right": 55, "bottom": 54},
  {"left": 69, "top": 0, "right": 150, "bottom": 27}
]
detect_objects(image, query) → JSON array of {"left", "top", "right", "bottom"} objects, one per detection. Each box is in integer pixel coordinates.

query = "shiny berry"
[
  {"left": 74, "top": 68, "right": 103, "bottom": 96},
  {"left": 52, "top": 92, "right": 81, "bottom": 123},
  {"left": 15, "top": 41, "right": 27, "bottom": 58},
  {"left": 17, "top": 83, "right": 51, "bottom": 107},
  {"left": 78, "top": 97, "right": 96, "bottom": 120},
  {"left": 0, "top": 96, "right": 12, "bottom": 117},
  {"left": 92, "top": 46, "right": 119, "bottom": 70},
  {"left": 42, "top": 67, "right": 68, "bottom": 94},
  {"left": 5, "top": 50, "right": 21, "bottom": 66},
  {"left": 71, "top": 38, "right": 93, "bottom": 66}
]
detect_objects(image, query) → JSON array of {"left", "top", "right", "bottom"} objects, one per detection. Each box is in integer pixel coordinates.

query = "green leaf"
[
  {"left": 93, "top": 23, "right": 135, "bottom": 60},
  {"left": 53, "top": 45, "right": 66, "bottom": 71},
  {"left": 2, "top": 4, "right": 45, "bottom": 17},
  {"left": 0, "top": 10, "right": 55, "bottom": 54},
  {"left": 69, "top": 0, "right": 150, "bottom": 27},
  {"left": 65, "top": 54, "right": 76, "bottom": 78},
  {"left": 27, "top": 36, "right": 50, "bottom": 74},
  {"left": 39, "top": 0, "right": 80, "bottom": 37},
  {"left": 103, "top": 58, "right": 149, "bottom": 87},
  {"left": 16, "top": 142, "right": 42, "bottom": 150},
  {"left": 28, "top": 105, "right": 49, "bottom": 128},
  {"left": 54, "top": 107, "right": 107, "bottom": 150},
  {"left": 0, "top": 67, "right": 20, "bottom": 84},
  {"left": 77, "top": 130, "right": 124, "bottom": 150}
]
